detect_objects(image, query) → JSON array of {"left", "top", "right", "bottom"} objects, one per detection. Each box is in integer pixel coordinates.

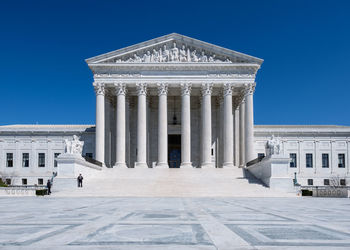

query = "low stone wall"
[
  {"left": 0, "top": 187, "right": 37, "bottom": 196},
  {"left": 246, "top": 155, "right": 294, "bottom": 192}
]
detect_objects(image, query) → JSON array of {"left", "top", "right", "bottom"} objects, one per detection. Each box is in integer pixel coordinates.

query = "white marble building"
[{"left": 0, "top": 33, "right": 349, "bottom": 187}]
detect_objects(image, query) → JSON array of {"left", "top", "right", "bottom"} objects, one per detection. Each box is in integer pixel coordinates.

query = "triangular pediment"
[{"left": 86, "top": 33, "right": 263, "bottom": 65}]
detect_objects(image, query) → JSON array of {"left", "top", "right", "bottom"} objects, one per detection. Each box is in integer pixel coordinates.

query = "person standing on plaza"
[
  {"left": 77, "top": 174, "right": 83, "bottom": 188},
  {"left": 46, "top": 180, "right": 52, "bottom": 195}
]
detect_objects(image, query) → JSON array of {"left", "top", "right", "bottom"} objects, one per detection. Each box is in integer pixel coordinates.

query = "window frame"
[
  {"left": 38, "top": 178, "right": 43, "bottom": 185},
  {"left": 290, "top": 153, "right": 297, "bottom": 168},
  {"left": 306, "top": 153, "right": 313, "bottom": 168},
  {"left": 324, "top": 179, "right": 330, "bottom": 186},
  {"left": 22, "top": 178, "right": 27, "bottom": 185},
  {"left": 22, "top": 153, "right": 30, "bottom": 168},
  {"left": 307, "top": 179, "right": 313, "bottom": 186},
  {"left": 6, "top": 153, "right": 14, "bottom": 168},
  {"left": 338, "top": 154, "right": 345, "bottom": 168},
  {"left": 322, "top": 153, "right": 329, "bottom": 168},
  {"left": 38, "top": 153, "right": 46, "bottom": 168}
]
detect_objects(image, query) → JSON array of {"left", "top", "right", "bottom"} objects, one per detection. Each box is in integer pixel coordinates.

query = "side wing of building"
[
  {"left": 254, "top": 125, "right": 350, "bottom": 186},
  {"left": 0, "top": 125, "right": 95, "bottom": 185}
]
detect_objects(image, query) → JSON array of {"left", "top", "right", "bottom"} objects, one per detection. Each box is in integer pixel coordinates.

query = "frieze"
[{"left": 114, "top": 42, "right": 233, "bottom": 63}]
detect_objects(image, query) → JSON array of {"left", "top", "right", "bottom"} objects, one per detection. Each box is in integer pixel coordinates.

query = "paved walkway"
[{"left": 1, "top": 197, "right": 350, "bottom": 249}]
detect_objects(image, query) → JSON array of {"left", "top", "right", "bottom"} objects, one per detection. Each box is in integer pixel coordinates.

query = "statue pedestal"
[
  {"left": 54, "top": 153, "right": 102, "bottom": 191},
  {"left": 246, "top": 155, "right": 294, "bottom": 192}
]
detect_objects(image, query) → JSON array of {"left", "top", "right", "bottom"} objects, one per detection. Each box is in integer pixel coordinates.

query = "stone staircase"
[{"left": 53, "top": 167, "right": 296, "bottom": 197}]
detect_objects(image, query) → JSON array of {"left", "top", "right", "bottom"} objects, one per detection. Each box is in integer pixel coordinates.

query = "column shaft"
[
  {"left": 157, "top": 83, "right": 168, "bottom": 167},
  {"left": 223, "top": 83, "right": 234, "bottom": 167},
  {"left": 94, "top": 83, "right": 105, "bottom": 165},
  {"left": 234, "top": 105, "right": 240, "bottom": 167},
  {"left": 239, "top": 99, "right": 245, "bottom": 167},
  {"left": 115, "top": 83, "right": 127, "bottom": 167},
  {"left": 201, "top": 83, "right": 214, "bottom": 168},
  {"left": 181, "top": 83, "right": 192, "bottom": 167},
  {"left": 244, "top": 84, "right": 255, "bottom": 164},
  {"left": 135, "top": 83, "right": 148, "bottom": 168}
]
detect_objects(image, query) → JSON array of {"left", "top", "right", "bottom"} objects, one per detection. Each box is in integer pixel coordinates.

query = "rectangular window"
[
  {"left": 340, "top": 179, "right": 346, "bottom": 186},
  {"left": 38, "top": 153, "right": 45, "bottom": 167},
  {"left": 258, "top": 153, "right": 265, "bottom": 159},
  {"left": 5, "top": 179, "right": 11, "bottom": 185},
  {"left": 6, "top": 153, "right": 13, "bottom": 167},
  {"left": 85, "top": 153, "right": 93, "bottom": 158},
  {"left": 324, "top": 179, "right": 330, "bottom": 185},
  {"left": 38, "top": 178, "right": 43, "bottom": 185},
  {"left": 22, "top": 178, "right": 27, "bottom": 185},
  {"left": 307, "top": 179, "right": 313, "bottom": 186},
  {"left": 290, "top": 153, "right": 297, "bottom": 168},
  {"left": 338, "top": 154, "right": 345, "bottom": 168},
  {"left": 54, "top": 153, "right": 60, "bottom": 167},
  {"left": 322, "top": 154, "right": 329, "bottom": 168},
  {"left": 22, "top": 153, "right": 29, "bottom": 167},
  {"left": 306, "top": 154, "right": 313, "bottom": 168}
]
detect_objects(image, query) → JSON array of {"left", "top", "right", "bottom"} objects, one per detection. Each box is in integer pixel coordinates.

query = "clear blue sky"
[{"left": 0, "top": 0, "right": 349, "bottom": 125}]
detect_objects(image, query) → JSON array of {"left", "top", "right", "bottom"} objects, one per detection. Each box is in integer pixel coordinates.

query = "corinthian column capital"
[
  {"left": 244, "top": 82, "right": 256, "bottom": 96},
  {"left": 93, "top": 82, "right": 105, "bottom": 96},
  {"left": 201, "top": 82, "right": 213, "bottom": 96},
  {"left": 223, "top": 83, "right": 233, "bottom": 96},
  {"left": 180, "top": 82, "right": 192, "bottom": 96},
  {"left": 114, "top": 83, "right": 127, "bottom": 96},
  {"left": 157, "top": 83, "right": 168, "bottom": 96},
  {"left": 136, "top": 83, "right": 147, "bottom": 96}
]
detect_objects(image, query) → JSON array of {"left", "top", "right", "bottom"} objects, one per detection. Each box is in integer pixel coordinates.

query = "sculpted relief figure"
[
  {"left": 265, "top": 135, "right": 281, "bottom": 156},
  {"left": 162, "top": 44, "right": 170, "bottom": 62},
  {"left": 170, "top": 42, "right": 179, "bottom": 61},
  {"left": 199, "top": 51, "right": 208, "bottom": 62},
  {"left": 151, "top": 49, "right": 160, "bottom": 62},
  {"left": 191, "top": 50, "right": 199, "bottom": 62},
  {"left": 118, "top": 43, "right": 233, "bottom": 63},
  {"left": 143, "top": 51, "right": 151, "bottom": 63},
  {"left": 179, "top": 45, "right": 187, "bottom": 62}
]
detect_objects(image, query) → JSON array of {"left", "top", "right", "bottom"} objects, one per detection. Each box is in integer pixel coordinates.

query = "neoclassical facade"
[
  {"left": 87, "top": 33, "right": 262, "bottom": 168},
  {"left": 0, "top": 33, "right": 349, "bottom": 187}
]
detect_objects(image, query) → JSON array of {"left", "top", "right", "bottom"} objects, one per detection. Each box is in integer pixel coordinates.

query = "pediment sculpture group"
[{"left": 115, "top": 42, "right": 232, "bottom": 63}]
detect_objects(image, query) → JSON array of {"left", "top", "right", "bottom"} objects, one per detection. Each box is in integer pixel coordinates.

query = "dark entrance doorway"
[{"left": 168, "top": 135, "right": 181, "bottom": 168}]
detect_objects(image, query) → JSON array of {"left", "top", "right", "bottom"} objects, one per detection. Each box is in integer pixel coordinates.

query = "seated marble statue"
[
  {"left": 64, "top": 135, "right": 84, "bottom": 156},
  {"left": 265, "top": 135, "right": 281, "bottom": 156}
]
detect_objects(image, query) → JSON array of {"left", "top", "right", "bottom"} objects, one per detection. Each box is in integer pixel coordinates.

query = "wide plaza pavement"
[{"left": 1, "top": 197, "right": 350, "bottom": 249}]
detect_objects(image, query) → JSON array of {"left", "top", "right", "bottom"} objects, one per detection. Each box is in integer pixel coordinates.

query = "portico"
[{"left": 87, "top": 33, "right": 263, "bottom": 168}]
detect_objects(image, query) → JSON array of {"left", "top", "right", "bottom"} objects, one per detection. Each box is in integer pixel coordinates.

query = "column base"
[
  {"left": 134, "top": 162, "right": 149, "bottom": 168},
  {"left": 180, "top": 162, "right": 193, "bottom": 168},
  {"left": 222, "top": 162, "right": 234, "bottom": 168},
  {"left": 114, "top": 162, "right": 128, "bottom": 168},
  {"left": 156, "top": 162, "right": 169, "bottom": 168},
  {"left": 200, "top": 162, "right": 214, "bottom": 168}
]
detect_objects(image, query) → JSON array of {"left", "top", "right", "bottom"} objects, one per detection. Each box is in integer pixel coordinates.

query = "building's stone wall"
[{"left": 254, "top": 127, "right": 350, "bottom": 186}]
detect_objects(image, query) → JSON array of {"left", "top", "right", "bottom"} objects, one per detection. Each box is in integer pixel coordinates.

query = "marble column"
[
  {"left": 180, "top": 83, "right": 192, "bottom": 168},
  {"left": 244, "top": 83, "right": 255, "bottom": 164},
  {"left": 157, "top": 83, "right": 169, "bottom": 168},
  {"left": 223, "top": 83, "right": 234, "bottom": 167},
  {"left": 94, "top": 83, "right": 105, "bottom": 165},
  {"left": 234, "top": 103, "right": 240, "bottom": 167},
  {"left": 239, "top": 97, "right": 245, "bottom": 167},
  {"left": 135, "top": 83, "right": 148, "bottom": 168},
  {"left": 201, "top": 83, "right": 214, "bottom": 168},
  {"left": 114, "top": 83, "right": 127, "bottom": 168}
]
